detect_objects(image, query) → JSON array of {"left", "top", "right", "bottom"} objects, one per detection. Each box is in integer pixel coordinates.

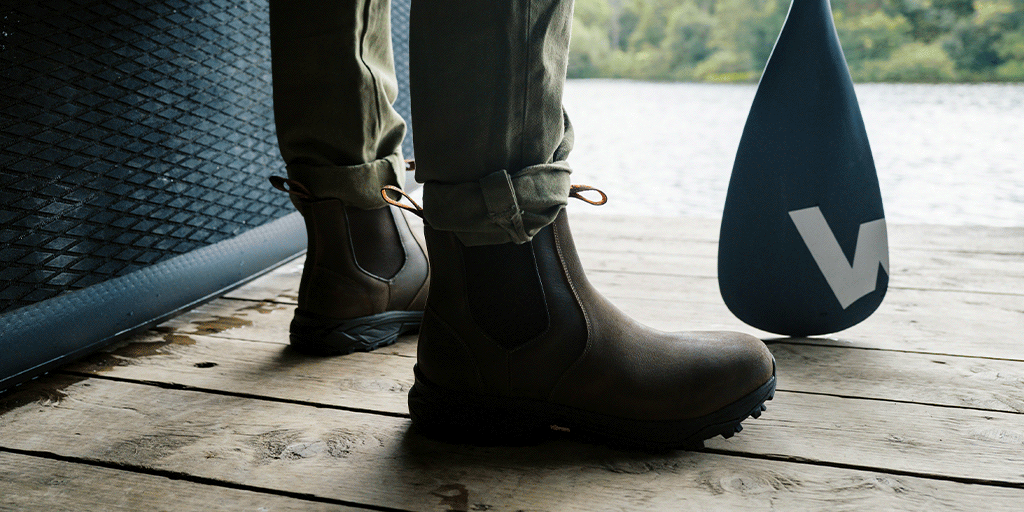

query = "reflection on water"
[{"left": 563, "top": 80, "right": 1024, "bottom": 227}]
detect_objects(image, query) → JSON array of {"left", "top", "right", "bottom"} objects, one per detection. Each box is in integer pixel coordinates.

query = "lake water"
[{"left": 560, "top": 80, "right": 1024, "bottom": 227}]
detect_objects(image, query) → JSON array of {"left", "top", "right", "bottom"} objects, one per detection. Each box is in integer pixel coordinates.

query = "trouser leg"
[
  {"left": 410, "top": 0, "right": 576, "bottom": 246},
  {"left": 270, "top": 0, "right": 406, "bottom": 210}
]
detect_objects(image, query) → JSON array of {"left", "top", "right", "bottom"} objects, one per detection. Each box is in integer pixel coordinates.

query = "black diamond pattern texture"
[
  {"left": 0, "top": 0, "right": 294, "bottom": 314},
  {"left": 391, "top": 0, "right": 413, "bottom": 160}
]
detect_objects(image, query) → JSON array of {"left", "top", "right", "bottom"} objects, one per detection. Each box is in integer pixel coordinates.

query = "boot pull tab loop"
[
  {"left": 382, "top": 185, "right": 424, "bottom": 218},
  {"left": 569, "top": 185, "right": 608, "bottom": 206},
  {"left": 269, "top": 176, "right": 314, "bottom": 200}
]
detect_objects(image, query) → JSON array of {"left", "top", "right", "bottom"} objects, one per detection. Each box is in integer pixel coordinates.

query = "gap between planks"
[{"left": 0, "top": 450, "right": 371, "bottom": 512}]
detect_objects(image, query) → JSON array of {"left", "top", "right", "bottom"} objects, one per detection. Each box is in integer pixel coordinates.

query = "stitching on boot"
[{"left": 546, "top": 215, "right": 593, "bottom": 400}]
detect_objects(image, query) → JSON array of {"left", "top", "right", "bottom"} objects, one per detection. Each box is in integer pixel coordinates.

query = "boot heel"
[
  {"left": 289, "top": 310, "right": 422, "bottom": 355},
  {"left": 408, "top": 365, "right": 546, "bottom": 444}
]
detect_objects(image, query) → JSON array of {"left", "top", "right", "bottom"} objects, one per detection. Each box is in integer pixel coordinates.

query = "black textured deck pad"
[{"left": 0, "top": 0, "right": 414, "bottom": 315}]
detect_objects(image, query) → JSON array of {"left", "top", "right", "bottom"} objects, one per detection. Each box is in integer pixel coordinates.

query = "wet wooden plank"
[
  {"left": 147, "top": 298, "right": 416, "bottom": 357},
  {"left": 66, "top": 332, "right": 416, "bottom": 414},
  {"left": 0, "top": 451, "right": 357, "bottom": 512},
  {"left": 154, "top": 298, "right": 294, "bottom": 346},
  {"left": 2, "top": 378, "right": 1023, "bottom": 511}
]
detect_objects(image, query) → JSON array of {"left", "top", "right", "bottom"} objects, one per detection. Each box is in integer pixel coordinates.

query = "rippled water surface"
[{"left": 561, "top": 80, "right": 1023, "bottom": 227}]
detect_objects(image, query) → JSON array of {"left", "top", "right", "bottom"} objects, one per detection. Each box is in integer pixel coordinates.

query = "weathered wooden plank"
[
  {"left": 707, "top": 393, "right": 1024, "bottom": 483},
  {"left": 149, "top": 298, "right": 290, "bottom": 345},
  {"left": 226, "top": 244, "right": 1023, "bottom": 303},
  {"left": 198, "top": 271, "right": 1024, "bottom": 362},
  {"left": 220, "top": 211, "right": 1023, "bottom": 364},
  {"left": 62, "top": 330, "right": 1024, "bottom": 419},
  {"left": 571, "top": 215, "right": 1023, "bottom": 299},
  {"left": 575, "top": 214, "right": 1024, "bottom": 298},
  {"left": 148, "top": 297, "right": 417, "bottom": 357},
  {"left": 55, "top": 348, "right": 1024, "bottom": 484},
  {"left": 224, "top": 259, "right": 303, "bottom": 303},
  {"left": 576, "top": 246, "right": 1024, "bottom": 296},
  {"left": 231, "top": 218, "right": 1022, "bottom": 302},
  {"left": 567, "top": 213, "right": 1024, "bottom": 254},
  {"left": 2, "top": 378, "right": 1023, "bottom": 511},
  {"left": 56, "top": 333, "right": 1024, "bottom": 487},
  {"left": 0, "top": 451, "right": 358, "bottom": 512},
  {"left": 67, "top": 332, "right": 416, "bottom": 414},
  {"left": 585, "top": 272, "right": 1024, "bottom": 360},
  {"left": 768, "top": 343, "right": 1024, "bottom": 413},
  {"left": 610, "top": 292, "right": 1023, "bottom": 361},
  {"left": 147, "top": 298, "right": 425, "bottom": 358}
]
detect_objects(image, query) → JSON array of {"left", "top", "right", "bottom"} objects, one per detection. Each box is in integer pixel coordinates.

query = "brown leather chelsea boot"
[
  {"left": 271, "top": 177, "right": 429, "bottom": 355},
  {"left": 407, "top": 201, "right": 775, "bottom": 449}
]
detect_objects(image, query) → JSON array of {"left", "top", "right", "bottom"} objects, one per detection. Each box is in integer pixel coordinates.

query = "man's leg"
[
  {"left": 268, "top": 0, "right": 429, "bottom": 355},
  {"left": 407, "top": 0, "right": 776, "bottom": 448}
]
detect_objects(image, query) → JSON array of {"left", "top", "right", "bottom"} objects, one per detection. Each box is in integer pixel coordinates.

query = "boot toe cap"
[{"left": 672, "top": 331, "right": 774, "bottom": 415}]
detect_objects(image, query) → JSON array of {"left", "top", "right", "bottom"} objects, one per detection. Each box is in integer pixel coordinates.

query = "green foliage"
[
  {"left": 567, "top": 0, "right": 1024, "bottom": 82},
  {"left": 890, "top": 0, "right": 972, "bottom": 43},
  {"left": 942, "top": 0, "right": 1024, "bottom": 78},
  {"left": 858, "top": 41, "right": 960, "bottom": 79},
  {"left": 834, "top": 10, "right": 913, "bottom": 62},
  {"left": 569, "top": 17, "right": 613, "bottom": 77},
  {"left": 663, "top": 1, "right": 714, "bottom": 67}
]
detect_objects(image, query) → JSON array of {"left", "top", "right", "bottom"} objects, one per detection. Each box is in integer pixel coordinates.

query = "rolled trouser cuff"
[
  {"left": 422, "top": 162, "right": 571, "bottom": 246},
  {"left": 286, "top": 152, "right": 405, "bottom": 210}
]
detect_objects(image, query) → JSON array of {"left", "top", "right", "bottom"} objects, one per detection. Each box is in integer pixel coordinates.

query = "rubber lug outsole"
[
  {"left": 289, "top": 309, "right": 423, "bottom": 355},
  {"left": 408, "top": 362, "right": 777, "bottom": 450}
]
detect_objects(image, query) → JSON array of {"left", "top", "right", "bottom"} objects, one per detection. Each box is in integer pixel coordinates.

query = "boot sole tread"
[
  {"left": 289, "top": 310, "right": 423, "bottom": 356},
  {"left": 409, "top": 364, "right": 777, "bottom": 450}
]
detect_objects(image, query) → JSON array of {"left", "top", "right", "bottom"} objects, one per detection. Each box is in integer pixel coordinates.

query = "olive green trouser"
[{"left": 269, "top": 0, "right": 575, "bottom": 246}]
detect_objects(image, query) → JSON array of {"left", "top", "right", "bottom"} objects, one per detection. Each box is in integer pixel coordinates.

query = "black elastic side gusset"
[
  {"left": 346, "top": 207, "right": 404, "bottom": 280},
  {"left": 461, "top": 239, "right": 549, "bottom": 350}
]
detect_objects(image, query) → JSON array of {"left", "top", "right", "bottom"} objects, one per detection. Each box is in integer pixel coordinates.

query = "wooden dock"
[{"left": 2, "top": 211, "right": 1022, "bottom": 511}]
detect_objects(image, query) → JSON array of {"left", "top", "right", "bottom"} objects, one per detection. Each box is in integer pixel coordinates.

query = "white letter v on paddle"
[{"left": 788, "top": 206, "right": 889, "bottom": 309}]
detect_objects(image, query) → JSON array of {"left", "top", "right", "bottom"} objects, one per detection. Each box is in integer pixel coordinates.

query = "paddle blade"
[{"left": 718, "top": 0, "right": 888, "bottom": 336}]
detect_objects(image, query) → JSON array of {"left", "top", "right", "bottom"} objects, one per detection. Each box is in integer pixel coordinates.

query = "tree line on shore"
[{"left": 568, "top": 0, "right": 1024, "bottom": 81}]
